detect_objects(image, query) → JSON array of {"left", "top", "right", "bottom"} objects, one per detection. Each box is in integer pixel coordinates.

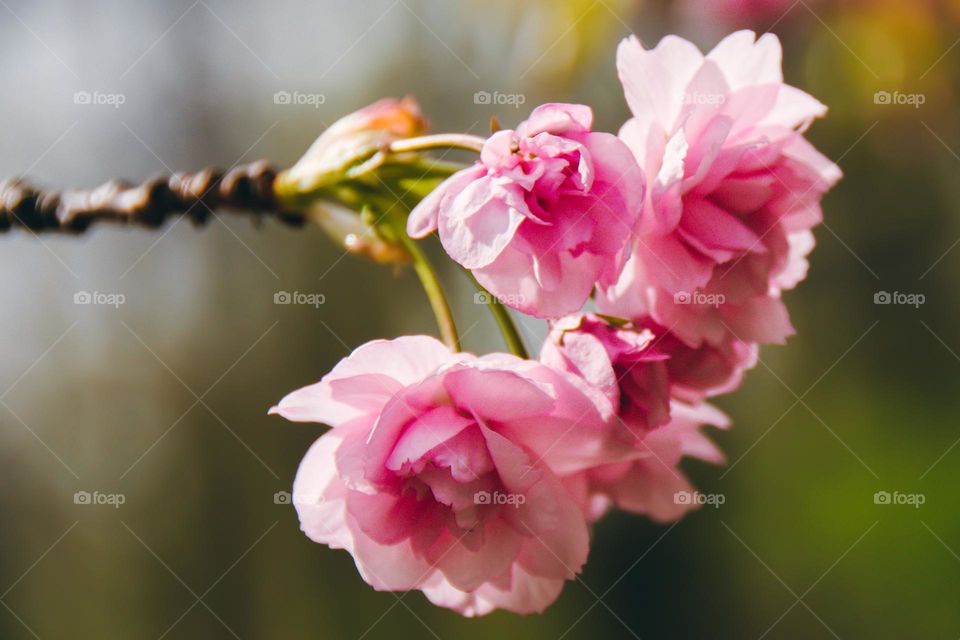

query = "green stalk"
[
  {"left": 386, "top": 214, "right": 461, "bottom": 352},
  {"left": 464, "top": 270, "right": 528, "bottom": 359},
  {"left": 389, "top": 133, "right": 486, "bottom": 154}
]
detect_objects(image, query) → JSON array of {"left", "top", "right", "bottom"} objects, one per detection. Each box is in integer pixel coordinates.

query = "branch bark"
[{"left": 0, "top": 160, "right": 305, "bottom": 233}]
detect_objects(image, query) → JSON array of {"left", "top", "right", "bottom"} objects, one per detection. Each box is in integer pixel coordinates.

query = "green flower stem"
[
  {"left": 390, "top": 133, "right": 486, "bottom": 154},
  {"left": 386, "top": 214, "right": 461, "bottom": 352},
  {"left": 464, "top": 270, "right": 529, "bottom": 359}
]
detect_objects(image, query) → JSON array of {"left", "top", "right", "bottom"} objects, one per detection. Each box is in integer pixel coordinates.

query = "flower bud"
[
  {"left": 306, "top": 203, "right": 409, "bottom": 266},
  {"left": 276, "top": 97, "right": 427, "bottom": 202}
]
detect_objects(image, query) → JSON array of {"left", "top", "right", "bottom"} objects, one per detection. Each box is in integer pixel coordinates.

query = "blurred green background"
[{"left": 1, "top": 0, "right": 959, "bottom": 637}]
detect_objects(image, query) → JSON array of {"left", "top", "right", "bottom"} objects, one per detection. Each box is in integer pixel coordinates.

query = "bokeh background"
[{"left": 1, "top": 0, "right": 959, "bottom": 637}]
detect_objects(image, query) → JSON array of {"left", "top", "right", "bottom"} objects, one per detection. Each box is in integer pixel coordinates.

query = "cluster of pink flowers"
[{"left": 272, "top": 31, "right": 839, "bottom": 616}]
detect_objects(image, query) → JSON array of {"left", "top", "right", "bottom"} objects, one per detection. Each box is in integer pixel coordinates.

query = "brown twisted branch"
[{"left": 0, "top": 160, "right": 305, "bottom": 233}]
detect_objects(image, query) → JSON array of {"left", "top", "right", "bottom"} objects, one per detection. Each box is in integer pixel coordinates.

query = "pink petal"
[
  {"left": 350, "top": 532, "right": 434, "bottom": 591},
  {"left": 294, "top": 432, "right": 436, "bottom": 590},
  {"left": 481, "top": 426, "right": 590, "bottom": 581},
  {"left": 327, "top": 335, "right": 460, "bottom": 387},
  {"left": 520, "top": 103, "right": 593, "bottom": 137},
  {"left": 681, "top": 114, "right": 734, "bottom": 194},
  {"left": 618, "top": 34, "right": 705, "bottom": 131},
  {"left": 637, "top": 231, "right": 716, "bottom": 294},
  {"left": 762, "top": 85, "right": 828, "bottom": 132},
  {"left": 473, "top": 245, "right": 599, "bottom": 318},
  {"left": 438, "top": 176, "right": 528, "bottom": 269},
  {"left": 428, "top": 520, "right": 524, "bottom": 593},
  {"left": 774, "top": 230, "right": 815, "bottom": 291},
  {"left": 385, "top": 406, "right": 475, "bottom": 474},
  {"left": 541, "top": 329, "right": 619, "bottom": 411},
  {"left": 407, "top": 166, "right": 485, "bottom": 238},
  {"left": 269, "top": 377, "right": 373, "bottom": 427},
  {"left": 422, "top": 564, "right": 565, "bottom": 616},
  {"left": 677, "top": 198, "right": 763, "bottom": 263},
  {"left": 444, "top": 366, "right": 555, "bottom": 423},
  {"left": 721, "top": 295, "right": 795, "bottom": 344},
  {"left": 719, "top": 83, "right": 781, "bottom": 140},
  {"left": 609, "top": 459, "right": 699, "bottom": 524},
  {"left": 710, "top": 173, "right": 777, "bottom": 212},
  {"left": 347, "top": 487, "right": 431, "bottom": 546},
  {"left": 706, "top": 30, "right": 783, "bottom": 90},
  {"left": 582, "top": 132, "right": 645, "bottom": 239},
  {"left": 272, "top": 335, "right": 454, "bottom": 425},
  {"left": 292, "top": 432, "right": 352, "bottom": 548}
]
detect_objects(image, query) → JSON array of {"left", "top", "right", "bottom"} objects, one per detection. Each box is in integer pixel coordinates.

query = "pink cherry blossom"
[
  {"left": 540, "top": 315, "right": 745, "bottom": 524},
  {"left": 654, "top": 324, "right": 757, "bottom": 403},
  {"left": 408, "top": 103, "right": 645, "bottom": 319},
  {"left": 540, "top": 314, "right": 672, "bottom": 435},
  {"left": 270, "top": 336, "right": 631, "bottom": 616},
  {"left": 564, "top": 401, "right": 730, "bottom": 524},
  {"left": 598, "top": 31, "right": 841, "bottom": 347},
  {"left": 541, "top": 314, "right": 755, "bottom": 425}
]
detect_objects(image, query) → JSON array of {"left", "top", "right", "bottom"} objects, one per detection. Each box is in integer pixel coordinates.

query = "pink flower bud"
[{"left": 277, "top": 97, "right": 427, "bottom": 198}]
